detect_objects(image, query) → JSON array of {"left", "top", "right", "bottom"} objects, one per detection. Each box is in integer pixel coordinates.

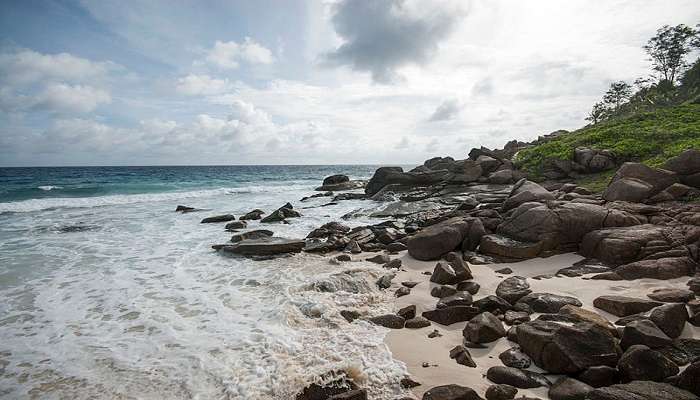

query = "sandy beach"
[{"left": 385, "top": 251, "right": 700, "bottom": 399}]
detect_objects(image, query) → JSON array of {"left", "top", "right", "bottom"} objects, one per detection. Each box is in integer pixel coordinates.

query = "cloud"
[
  {"left": 35, "top": 84, "right": 111, "bottom": 113},
  {"left": 0, "top": 49, "right": 114, "bottom": 86},
  {"left": 324, "top": 0, "right": 463, "bottom": 83},
  {"left": 472, "top": 78, "right": 494, "bottom": 96},
  {"left": 204, "top": 38, "right": 275, "bottom": 69},
  {"left": 429, "top": 98, "right": 460, "bottom": 121},
  {"left": 176, "top": 74, "right": 231, "bottom": 96},
  {"left": 395, "top": 136, "right": 410, "bottom": 149}
]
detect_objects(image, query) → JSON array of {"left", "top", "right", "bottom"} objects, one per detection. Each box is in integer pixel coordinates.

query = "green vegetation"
[{"left": 513, "top": 23, "right": 700, "bottom": 191}]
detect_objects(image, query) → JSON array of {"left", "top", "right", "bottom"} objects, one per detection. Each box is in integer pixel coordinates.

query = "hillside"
[{"left": 514, "top": 103, "right": 700, "bottom": 191}]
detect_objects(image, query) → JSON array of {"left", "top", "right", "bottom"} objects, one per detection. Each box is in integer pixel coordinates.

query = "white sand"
[{"left": 384, "top": 251, "right": 699, "bottom": 399}]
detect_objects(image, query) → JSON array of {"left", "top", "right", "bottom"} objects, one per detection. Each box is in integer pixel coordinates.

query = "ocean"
[{"left": 0, "top": 165, "right": 414, "bottom": 399}]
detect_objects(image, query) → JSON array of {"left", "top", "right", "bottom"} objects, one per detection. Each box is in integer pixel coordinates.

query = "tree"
[
  {"left": 643, "top": 24, "right": 697, "bottom": 84},
  {"left": 586, "top": 101, "right": 609, "bottom": 124},
  {"left": 603, "top": 81, "right": 632, "bottom": 110}
]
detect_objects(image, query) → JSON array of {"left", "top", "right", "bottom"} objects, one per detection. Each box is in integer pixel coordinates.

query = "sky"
[{"left": 0, "top": 0, "right": 698, "bottom": 166}]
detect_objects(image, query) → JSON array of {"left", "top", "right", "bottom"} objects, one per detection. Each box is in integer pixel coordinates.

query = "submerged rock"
[
  {"left": 201, "top": 214, "right": 236, "bottom": 223},
  {"left": 214, "top": 237, "right": 305, "bottom": 256}
]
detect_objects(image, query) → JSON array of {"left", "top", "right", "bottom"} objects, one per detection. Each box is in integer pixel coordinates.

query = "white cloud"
[
  {"left": 429, "top": 99, "right": 461, "bottom": 121},
  {"left": 35, "top": 83, "right": 111, "bottom": 113},
  {"left": 204, "top": 38, "right": 274, "bottom": 69},
  {"left": 176, "top": 74, "right": 231, "bottom": 96},
  {"left": 0, "top": 49, "right": 114, "bottom": 86}
]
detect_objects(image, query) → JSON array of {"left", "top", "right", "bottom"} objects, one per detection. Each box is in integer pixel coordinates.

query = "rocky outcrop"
[
  {"left": 501, "top": 179, "right": 555, "bottom": 212},
  {"left": 665, "top": 149, "right": 700, "bottom": 188},
  {"left": 603, "top": 162, "right": 679, "bottom": 202},
  {"left": 516, "top": 321, "right": 620, "bottom": 374},
  {"left": 214, "top": 237, "right": 305, "bottom": 256},
  {"left": 407, "top": 217, "right": 484, "bottom": 260},
  {"left": 592, "top": 296, "right": 662, "bottom": 317},
  {"left": 316, "top": 174, "right": 367, "bottom": 191}
]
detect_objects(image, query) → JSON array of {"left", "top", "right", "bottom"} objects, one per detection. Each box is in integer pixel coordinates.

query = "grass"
[{"left": 515, "top": 104, "right": 700, "bottom": 189}]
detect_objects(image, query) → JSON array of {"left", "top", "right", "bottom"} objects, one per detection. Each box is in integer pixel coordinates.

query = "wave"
[
  {"left": 37, "top": 185, "right": 63, "bottom": 191},
  {"left": 0, "top": 182, "right": 314, "bottom": 213}
]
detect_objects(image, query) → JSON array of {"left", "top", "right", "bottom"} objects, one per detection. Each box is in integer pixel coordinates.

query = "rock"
[
  {"left": 488, "top": 170, "right": 515, "bottom": 185},
  {"left": 548, "top": 377, "right": 594, "bottom": 400},
  {"left": 422, "top": 384, "right": 482, "bottom": 400},
  {"left": 479, "top": 234, "right": 542, "bottom": 260},
  {"left": 618, "top": 344, "right": 679, "bottom": 382},
  {"left": 348, "top": 241, "right": 362, "bottom": 254},
  {"left": 593, "top": 296, "right": 662, "bottom": 317},
  {"left": 456, "top": 281, "right": 481, "bottom": 295},
  {"left": 431, "top": 285, "right": 458, "bottom": 298},
  {"left": 340, "top": 310, "right": 360, "bottom": 323},
  {"left": 387, "top": 242, "right": 408, "bottom": 252},
  {"left": 369, "top": 314, "right": 405, "bottom": 329},
  {"left": 336, "top": 254, "right": 351, "bottom": 262},
  {"left": 502, "top": 179, "right": 556, "bottom": 212},
  {"left": 504, "top": 311, "right": 530, "bottom": 325},
  {"left": 428, "top": 329, "right": 442, "bottom": 338},
  {"left": 486, "top": 366, "right": 551, "bottom": 389},
  {"left": 422, "top": 306, "right": 479, "bottom": 326},
  {"left": 485, "top": 384, "right": 517, "bottom": 400},
  {"left": 261, "top": 205, "right": 301, "bottom": 223},
  {"left": 175, "top": 205, "right": 196, "bottom": 212},
  {"left": 376, "top": 274, "right": 394, "bottom": 289},
  {"left": 689, "top": 277, "right": 700, "bottom": 295},
  {"left": 365, "top": 167, "right": 449, "bottom": 196},
  {"left": 496, "top": 276, "right": 532, "bottom": 304},
  {"left": 449, "top": 345, "right": 477, "bottom": 367},
  {"left": 201, "top": 214, "right": 236, "bottom": 223},
  {"left": 603, "top": 178, "right": 655, "bottom": 202},
  {"left": 215, "top": 237, "right": 305, "bottom": 256},
  {"left": 648, "top": 288, "right": 696, "bottom": 303},
  {"left": 649, "top": 303, "right": 688, "bottom": 338},
  {"left": 395, "top": 287, "right": 411, "bottom": 297},
  {"left": 407, "top": 217, "right": 477, "bottom": 261},
  {"left": 675, "top": 361, "right": 700, "bottom": 396},
  {"left": 664, "top": 149, "right": 700, "bottom": 176},
  {"left": 400, "top": 376, "right": 421, "bottom": 389},
  {"left": 587, "top": 381, "right": 697, "bottom": 400},
  {"left": 323, "top": 174, "right": 349, "bottom": 186},
  {"left": 474, "top": 296, "right": 512, "bottom": 315},
  {"left": 605, "top": 162, "right": 679, "bottom": 199},
  {"left": 463, "top": 312, "right": 506, "bottom": 343},
  {"left": 307, "top": 222, "right": 351, "bottom": 238},
  {"left": 495, "top": 267, "right": 513, "bottom": 274},
  {"left": 366, "top": 254, "right": 390, "bottom": 264},
  {"left": 517, "top": 321, "right": 620, "bottom": 374},
  {"left": 405, "top": 316, "right": 431, "bottom": 329},
  {"left": 619, "top": 319, "right": 672, "bottom": 349},
  {"left": 614, "top": 257, "right": 697, "bottom": 280},
  {"left": 402, "top": 281, "right": 419, "bottom": 288},
  {"left": 328, "top": 389, "right": 367, "bottom": 400},
  {"left": 576, "top": 366, "right": 619, "bottom": 388},
  {"left": 514, "top": 293, "right": 582, "bottom": 313},
  {"left": 558, "top": 305, "right": 617, "bottom": 335},
  {"left": 499, "top": 347, "right": 532, "bottom": 369},
  {"left": 430, "top": 262, "right": 462, "bottom": 285},
  {"left": 224, "top": 220, "right": 247, "bottom": 231},
  {"left": 436, "top": 290, "right": 474, "bottom": 310},
  {"left": 398, "top": 305, "right": 416, "bottom": 320},
  {"left": 240, "top": 209, "right": 265, "bottom": 220},
  {"left": 230, "top": 229, "right": 274, "bottom": 242}
]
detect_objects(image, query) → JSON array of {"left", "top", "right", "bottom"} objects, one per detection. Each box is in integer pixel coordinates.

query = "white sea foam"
[
  {"left": 0, "top": 180, "right": 407, "bottom": 399},
  {"left": 37, "top": 185, "right": 63, "bottom": 191}
]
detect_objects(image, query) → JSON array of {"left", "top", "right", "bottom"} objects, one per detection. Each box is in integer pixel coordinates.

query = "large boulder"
[
  {"left": 365, "top": 167, "right": 449, "bottom": 196},
  {"left": 422, "top": 306, "right": 479, "bottom": 326},
  {"left": 587, "top": 381, "right": 698, "bottom": 400},
  {"left": 516, "top": 321, "right": 620, "bottom": 374},
  {"left": 580, "top": 224, "right": 700, "bottom": 266},
  {"left": 614, "top": 257, "right": 697, "bottom": 280},
  {"left": 408, "top": 217, "right": 481, "bottom": 260},
  {"left": 486, "top": 366, "right": 551, "bottom": 389},
  {"left": 619, "top": 320, "right": 672, "bottom": 350},
  {"left": 675, "top": 361, "right": 700, "bottom": 396},
  {"left": 574, "top": 148, "right": 616, "bottom": 173},
  {"left": 323, "top": 174, "right": 349, "bottom": 186},
  {"left": 603, "top": 162, "right": 679, "bottom": 202},
  {"left": 649, "top": 303, "right": 689, "bottom": 338},
  {"left": 548, "top": 377, "right": 594, "bottom": 400},
  {"left": 514, "top": 293, "right": 582, "bottom": 313},
  {"left": 501, "top": 179, "right": 555, "bottom": 212},
  {"left": 664, "top": 149, "right": 700, "bottom": 176},
  {"left": 497, "top": 201, "right": 640, "bottom": 252}
]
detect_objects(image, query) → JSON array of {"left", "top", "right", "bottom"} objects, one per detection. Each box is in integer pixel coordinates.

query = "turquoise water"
[{"left": 0, "top": 165, "right": 413, "bottom": 400}]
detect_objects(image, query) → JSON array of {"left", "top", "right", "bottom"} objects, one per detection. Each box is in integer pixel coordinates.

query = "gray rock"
[
  {"left": 224, "top": 220, "right": 247, "bottom": 230},
  {"left": 215, "top": 237, "right": 305, "bottom": 256},
  {"left": 618, "top": 344, "right": 679, "bottom": 382},
  {"left": 496, "top": 276, "right": 532, "bottom": 304},
  {"left": 499, "top": 347, "right": 531, "bottom": 369},
  {"left": 240, "top": 209, "right": 265, "bottom": 220},
  {"left": 576, "top": 366, "right": 619, "bottom": 388},
  {"left": 548, "top": 377, "right": 593, "bottom": 400},
  {"left": 502, "top": 179, "right": 555, "bottom": 212},
  {"left": 650, "top": 303, "right": 688, "bottom": 338},
  {"left": 648, "top": 288, "right": 696, "bottom": 303},
  {"left": 479, "top": 234, "right": 542, "bottom": 260},
  {"left": 515, "top": 293, "right": 582, "bottom": 313},
  {"left": 619, "top": 319, "right": 672, "bottom": 349},
  {"left": 456, "top": 281, "right": 480, "bottom": 295},
  {"left": 437, "top": 291, "right": 473, "bottom": 309},
  {"left": 369, "top": 314, "right": 405, "bottom": 329},
  {"left": 485, "top": 384, "right": 517, "bottom": 400},
  {"left": 587, "top": 381, "right": 697, "bottom": 400},
  {"left": 431, "top": 285, "right": 458, "bottom": 298},
  {"left": 405, "top": 316, "right": 431, "bottom": 329},
  {"left": 449, "top": 345, "right": 477, "bottom": 368},
  {"left": 366, "top": 254, "right": 391, "bottom": 264},
  {"left": 230, "top": 229, "right": 274, "bottom": 242},
  {"left": 422, "top": 306, "right": 479, "bottom": 326},
  {"left": 201, "top": 214, "right": 236, "bottom": 223},
  {"left": 675, "top": 361, "right": 700, "bottom": 396},
  {"left": 486, "top": 366, "right": 551, "bottom": 389},
  {"left": 593, "top": 295, "right": 662, "bottom": 317},
  {"left": 463, "top": 312, "right": 506, "bottom": 343},
  {"left": 422, "top": 384, "right": 482, "bottom": 400},
  {"left": 407, "top": 217, "right": 477, "bottom": 261}
]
